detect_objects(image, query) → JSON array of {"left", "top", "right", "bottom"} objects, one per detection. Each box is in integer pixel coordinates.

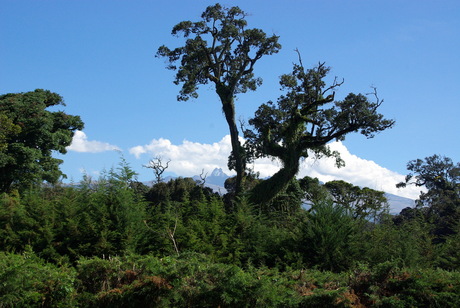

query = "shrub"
[{"left": 0, "top": 249, "right": 76, "bottom": 307}]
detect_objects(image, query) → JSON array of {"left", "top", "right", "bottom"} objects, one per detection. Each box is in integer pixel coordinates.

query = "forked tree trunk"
[{"left": 249, "top": 150, "right": 300, "bottom": 205}]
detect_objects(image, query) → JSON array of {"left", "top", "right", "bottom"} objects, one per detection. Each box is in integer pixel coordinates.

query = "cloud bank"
[
  {"left": 67, "top": 131, "right": 121, "bottom": 153},
  {"left": 296, "top": 142, "right": 421, "bottom": 199},
  {"left": 129, "top": 135, "right": 421, "bottom": 199},
  {"left": 130, "top": 135, "right": 235, "bottom": 176}
]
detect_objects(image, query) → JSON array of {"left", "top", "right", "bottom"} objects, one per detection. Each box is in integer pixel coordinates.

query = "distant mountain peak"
[
  {"left": 195, "top": 168, "right": 230, "bottom": 187},
  {"left": 210, "top": 168, "right": 227, "bottom": 177}
]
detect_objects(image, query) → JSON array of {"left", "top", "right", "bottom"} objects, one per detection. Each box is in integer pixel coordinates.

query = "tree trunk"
[
  {"left": 218, "top": 85, "right": 244, "bottom": 197},
  {"left": 249, "top": 149, "right": 300, "bottom": 205}
]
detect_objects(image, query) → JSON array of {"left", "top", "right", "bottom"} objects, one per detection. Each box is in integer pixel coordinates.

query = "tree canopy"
[
  {"left": 324, "top": 180, "right": 389, "bottom": 220},
  {"left": 397, "top": 154, "right": 460, "bottom": 239},
  {"left": 0, "top": 89, "right": 84, "bottom": 192},
  {"left": 157, "top": 3, "right": 281, "bottom": 195},
  {"left": 245, "top": 59, "right": 395, "bottom": 204},
  {"left": 397, "top": 154, "right": 460, "bottom": 195}
]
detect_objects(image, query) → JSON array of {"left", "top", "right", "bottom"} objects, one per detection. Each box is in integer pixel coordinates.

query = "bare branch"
[
  {"left": 197, "top": 169, "right": 208, "bottom": 186},
  {"left": 366, "top": 86, "right": 384, "bottom": 108},
  {"left": 144, "top": 218, "right": 180, "bottom": 256},
  {"left": 238, "top": 117, "right": 247, "bottom": 133},
  {"left": 167, "top": 217, "right": 180, "bottom": 256},
  {"left": 294, "top": 48, "right": 304, "bottom": 69},
  {"left": 144, "top": 156, "right": 171, "bottom": 184},
  {"left": 322, "top": 77, "right": 344, "bottom": 95}
]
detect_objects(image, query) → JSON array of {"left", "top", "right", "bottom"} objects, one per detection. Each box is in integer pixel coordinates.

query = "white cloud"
[
  {"left": 67, "top": 130, "right": 121, "bottom": 153},
  {"left": 297, "top": 142, "right": 422, "bottom": 200},
  {"left": 129, "top": 135, "right": 235, "bottom": 176},
  {"left": 129, "top": 135, "right": 421, "bottom": 199}
]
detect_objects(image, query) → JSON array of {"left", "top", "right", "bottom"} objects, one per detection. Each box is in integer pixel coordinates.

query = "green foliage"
[
  {"left": 397, "top": 155, "right": 460, "bottom": 193},
  {"left": 324, "top": 180, "right": 389, "bottom": 220},
  {"left": 75, "top": 253, "right": 302, "bottom": 307},
  {"left": 0, "top": 160, "right": 149, "bottom": 262},
  {"left": 2, "top": 3, "right": 460, "bottom": 305},
  {"left": 267, "top": 179, "right": 304, "bottom": 217},
  {"left": 156, "top": 3, "right": 281, "bottom": 102},
  {"left": 217, "top": 196, "right": 304, "bottom": 269},
  {"left": 245, "top": 60, "right": 394, "bottom": 204},
  {"left": 4, "top": 167, "right": 457, "bottom": 283},
  {"left": 358, "top": 216, "right": 436, "bottom": 268},
  {"left": 0, "top": 188, "right": 69, "bottom": 260},
  {"left": 68, "top": 168, "right": 148, "bottom": 259},
  {"left": 0, "top": 113, "right": 21, "bottom": 152},
  {"left": 143, "top": 178, "right": 229, "bottom": 258},
  {"left": 299, "top": 176, "right": 330, "bottom": 206},
  {"left": 398, "top": 154, "right": 460, "bottom": 241},
  {"left": 349, "top": 261, "right": 460, "bottom": 307},
  {"left": 181, "top": 197, "right": 229, "bottom": 257},
  {"left": 1, "top": 244, "right": 460, "bottom": 307},
  {"left": 145, "top": 177, "right": 216, "bottom": 205},
  {"left": 1, "top": 133, "right": 460, "bottom": 306},
  {"left": 435, "top": 223, "right": 460, "bottom": 270},
  {"left": 0, "top": 249, "right": 76, "bottom": 307},
  {"left": 0, "top": 89, "right": 84, "bottom": 192},
  {"left": 0, "top": 190, "right": 26, "bottom": 251},
  {"left": 301, "top": 199, "right": 360, "bottom": 272}
]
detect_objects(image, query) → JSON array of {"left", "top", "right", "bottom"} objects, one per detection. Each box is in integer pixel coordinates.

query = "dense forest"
[{"left": 1, "top": 3, "right": 460, "bottom": 307}]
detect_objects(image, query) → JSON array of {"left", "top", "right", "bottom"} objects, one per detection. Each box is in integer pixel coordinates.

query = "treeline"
[
  {"left": 2, "top": 161, "right": 457, "bottom": 270},
  {"left": 1, "top": 160, "right": 459, "bottom": 306}
]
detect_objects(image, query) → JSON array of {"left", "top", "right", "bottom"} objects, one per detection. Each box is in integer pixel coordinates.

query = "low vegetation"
[{"left": 0, "top": 158, "right": 459, "bottom": 306}]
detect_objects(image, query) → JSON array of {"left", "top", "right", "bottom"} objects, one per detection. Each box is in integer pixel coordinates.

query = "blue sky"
[{"left": 1, "top": 0, "right": 459, "bottom": 199}]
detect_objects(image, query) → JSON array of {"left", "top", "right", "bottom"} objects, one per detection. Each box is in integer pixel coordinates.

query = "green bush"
[
  {"left": 0, "top": 249, "right": 76, "bottom": 307},
  {"left": 76, "top": 253, "right": 303, "bottom": 307},
  {"left": 301, "top": 199, "right": 360, "bottom": 272},
  {"left": 349, "top": 261, "right": 460, "bottom": 307},
  {"left": 1, "top": 251, "right": 459, "bottom": 307},
  {"left": 359, "top": 217, "right": 436, "bottom": 268}
]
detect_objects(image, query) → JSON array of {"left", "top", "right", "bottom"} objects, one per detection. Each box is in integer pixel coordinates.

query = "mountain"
[
  {"left": 385, "top": 193, "right": 416, "bottom": 215},
  {"left": 193, "top": 168, "right": 230, "bottom": 188}
]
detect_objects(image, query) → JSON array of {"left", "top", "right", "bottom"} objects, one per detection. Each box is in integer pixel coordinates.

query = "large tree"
[
  {"left": 245, "top": 58, "right": 394, "bottom": 204},
  {"left": 157, "top": 3, "right": 281, "bottom": 195},
  {"left": 0, "top": 89, "right": 84, "bottom": 192}
]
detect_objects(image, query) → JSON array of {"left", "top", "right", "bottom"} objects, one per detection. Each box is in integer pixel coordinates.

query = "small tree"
[
  {"left": 298, "top": 176, "right": 330, "bottom": 207},
  {"left": 324, "top": 180, "right": 389, "bottom": 221},
  {"left": 157, "top": 3, "right": 281, "bottom": 195},
  {"left": 245, "top": 56, "right": 394, "bottom": 204},
  {"left": 144, "top": 156, "right": 170, "bottom": 184},
  {"left": 301, "top": 199, "right": 359, "bottom": 272}
]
